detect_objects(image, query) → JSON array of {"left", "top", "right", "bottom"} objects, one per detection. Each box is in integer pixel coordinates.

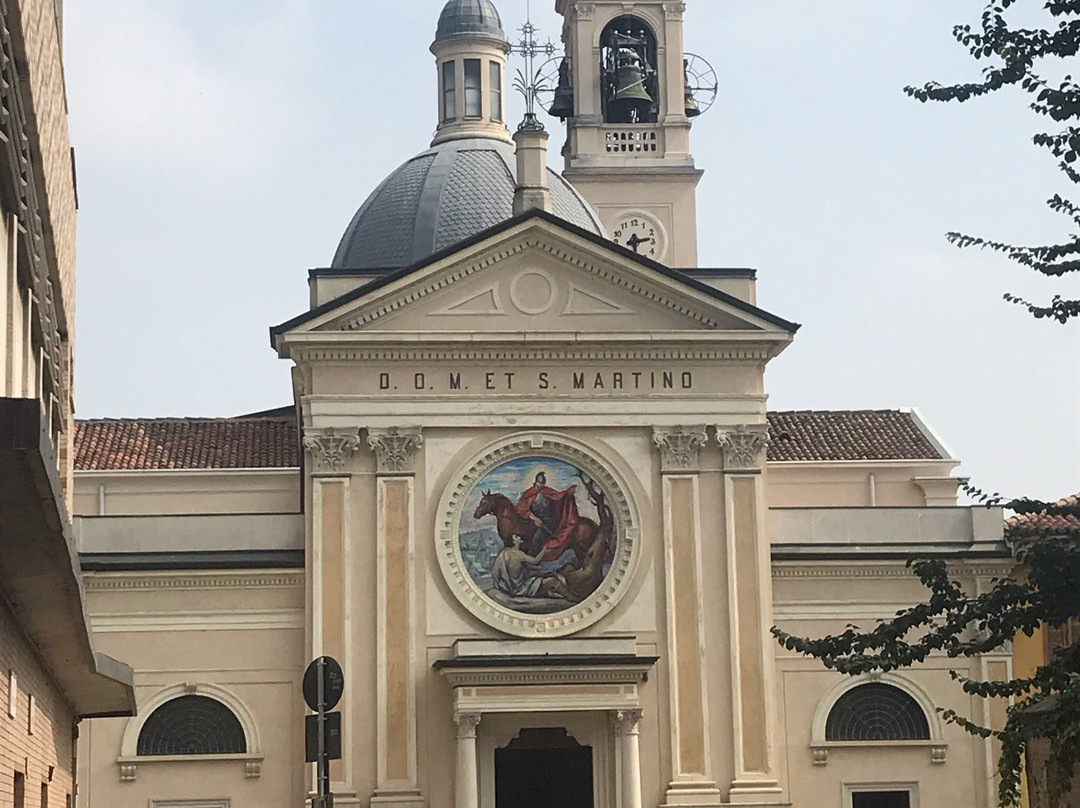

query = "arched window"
[
  {"left": 137, "top": 695, "right": 247, "bottom": 756},
  {"left": 825, "top": 683, "right": 931, "bottom": 742},
  {"left": 599, "top": 16, "right": 659, "bottom": 124}
]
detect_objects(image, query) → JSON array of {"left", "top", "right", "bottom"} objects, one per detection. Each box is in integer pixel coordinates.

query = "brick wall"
[
  {"left": 11, "top": 0, "right": 75, "bottom": 327},
  {"left": 1027, "top": 739, "right": 1080, "bottom": 808},
  {"left": 0, "top": 595, "right": 76, "bottom": 808},
  {"left": 6, "top": 0, "right": 78, "bottom": 504}
]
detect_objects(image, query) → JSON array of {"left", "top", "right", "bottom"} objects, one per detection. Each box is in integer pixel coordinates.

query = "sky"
[{"left": 63, "top": 1, "right": 1080, "bottom": 502}]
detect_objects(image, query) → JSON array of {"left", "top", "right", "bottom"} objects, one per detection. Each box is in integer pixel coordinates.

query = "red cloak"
[{"left": 515, "top": 484, "right": 579, "bottom": 561}]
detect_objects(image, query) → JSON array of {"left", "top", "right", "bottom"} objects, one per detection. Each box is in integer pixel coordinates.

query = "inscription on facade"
[{"left": 374, "top": 369, "right": 696, "bottom": 394}]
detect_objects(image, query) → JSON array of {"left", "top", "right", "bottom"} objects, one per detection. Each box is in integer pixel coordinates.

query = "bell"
[
  {"left": 609, "top": 63, "right": 653, "bottom": 123},
  {"left": 614, "top": 63, "right": 652, "bottom": 103},
  {"left": 683, "top": 60, "right": 701, "bottom": 118},
  {"left": 684, "top": 84, "right": 701, "bottom": 118},
  {"left": 547, "top": 60, "right": 575, "bottom": 119}
]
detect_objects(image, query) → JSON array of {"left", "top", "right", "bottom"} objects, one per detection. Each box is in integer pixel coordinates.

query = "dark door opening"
[
  {"left": 495, "top": 727, "right": 593, "bottom": 808},
  {"left": 852, "top": 791, "right": 911, "bottom": 808}
]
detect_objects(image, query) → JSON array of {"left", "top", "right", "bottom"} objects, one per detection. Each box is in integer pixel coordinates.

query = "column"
[
  {"left": 369, "top": 428, "right": 425, "bottom": 808},
  {"left": 653, "top": 427, "right": 722, "bottom": 808},
  {"left": 305, "top": 427, "right": 363, "bottom": 798},
  {"left": 716, "top": 425, "right": 785, "bottom": 804},
  {"left": 611, "top": 709, "right": 644, "bottom": 808},
  {"left": 454, "top": 713, "right": 481, "bottom": 808}
]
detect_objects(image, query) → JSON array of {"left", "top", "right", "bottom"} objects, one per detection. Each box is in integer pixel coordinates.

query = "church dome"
[
  {"left": 331, "top": 138, "right": 605, "bottom": 270},
  {"left": 435, "top": 0, "right": 506, "bottom": 43}
]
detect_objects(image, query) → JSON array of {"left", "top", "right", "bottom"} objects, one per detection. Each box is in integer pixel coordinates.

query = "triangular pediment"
[{"left": 273, "top": 213, "right": 797, "bottom": 347}]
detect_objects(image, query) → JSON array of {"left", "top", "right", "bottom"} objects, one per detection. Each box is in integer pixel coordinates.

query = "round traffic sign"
[{"left": 303, "top": 656, "right": 344, "bottom": 712}]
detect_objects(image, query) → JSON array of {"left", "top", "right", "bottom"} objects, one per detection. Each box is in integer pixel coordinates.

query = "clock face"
[{"left": 611, "top": 212, "right": 666, "bottom": 261}]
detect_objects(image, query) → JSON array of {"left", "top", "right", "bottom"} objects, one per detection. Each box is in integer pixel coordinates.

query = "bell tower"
[{"left": 554, "top": 0, "right": 703, "bottom": 267}]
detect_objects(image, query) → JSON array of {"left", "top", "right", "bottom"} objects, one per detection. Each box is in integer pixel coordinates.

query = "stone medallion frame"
[{"left": 437, "top": 432, "right": 640, "bottom": 638}]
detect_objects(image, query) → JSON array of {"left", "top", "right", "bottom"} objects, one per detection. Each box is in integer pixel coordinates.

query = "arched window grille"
[
  {"left": 825, "top": 683, "right": 930, "bottom": 742},
  {"left": 136, "top": 695, "right": 247, "bottom": 756}
]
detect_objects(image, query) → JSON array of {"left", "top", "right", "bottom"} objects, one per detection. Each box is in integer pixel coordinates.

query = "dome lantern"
[{"left": 431, "top": 0, "right": 512, "bottom": 146}]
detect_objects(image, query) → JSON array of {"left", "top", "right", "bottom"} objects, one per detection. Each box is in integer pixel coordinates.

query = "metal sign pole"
[
  {"left": 315, "top": 656, "right": 328, "bottom": 808},
  {"left": 304, "top": 655, "right": 341, "bottom": 808},
  {"left": 317, "top": 656, "right": 331, "bottom": 808}
]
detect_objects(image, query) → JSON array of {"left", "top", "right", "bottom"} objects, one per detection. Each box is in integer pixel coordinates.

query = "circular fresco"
[{"left": 438, "top": 435, "right": 638, "bottom": 637}]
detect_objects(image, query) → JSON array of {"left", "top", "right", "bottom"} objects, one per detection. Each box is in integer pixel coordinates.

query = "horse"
[{"left": 472, "top": 490, "right": 598, "bottom": 568}]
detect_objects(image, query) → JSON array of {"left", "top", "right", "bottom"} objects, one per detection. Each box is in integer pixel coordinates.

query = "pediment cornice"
[
  {"left": 326, "top": 236, "right": 726, "bottom": 333},
  {"left": 273, "top": 217, "right": 799, "bottom": 361}
]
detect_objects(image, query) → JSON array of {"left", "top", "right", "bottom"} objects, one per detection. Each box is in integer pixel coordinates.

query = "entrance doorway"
[{"left": 495, "top": 727, "right": 594, "bottom": 808}]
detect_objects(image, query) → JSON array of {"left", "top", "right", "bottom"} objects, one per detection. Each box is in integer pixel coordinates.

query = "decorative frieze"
[
  {"left": 84, "top": 572, "right": 304, "bottom": 591},
  {"left": 367, "top": 427, "right": 424, "bottom": 475},
  {"left": 303, "top": 427, "right": 362, "bottom": 473},
  {"left": 652, "top": 426, "right": 708, "bottom": 472},
  {"left": 717, "top": 424, "right": 769, "bottom": 472}
]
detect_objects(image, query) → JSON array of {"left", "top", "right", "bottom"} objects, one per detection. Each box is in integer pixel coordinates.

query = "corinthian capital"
[
  {"left": 303, "top": 427, "right": 362, "bottom": 473},
  {"left": 609, "top": 708, "right": 643, "bottom": 736},
  {"left": 454, "top": 712, "right": 482, "bottom": 739},
  {"left": 652, "top": 426, "right": 709, "bottom": 472},
  {"left": 664, "top": 2, "right": 687, "bottom": 20},
  {"left": 575, "top": 2, "right": 595, "bottom": 21},
  {"left": 716, "top": 424, "right": 769, "bottom": 472},
  {"left": 367, "top": 427, "right": 424, "bottom": 475}
]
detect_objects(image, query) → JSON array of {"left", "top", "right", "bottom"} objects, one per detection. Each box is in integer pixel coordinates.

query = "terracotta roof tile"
[
  {"left": 74, "top": 416, "right": 299, "bottom": 471},
  {"left": 1006, "top": 494, "right": 1080, "bottom": 539},
  {"left": 766, "top": 410, "right": 943, "bottom": 462},
  {"left": 75, "top": 408, "right": 944, "bottom": 471}
]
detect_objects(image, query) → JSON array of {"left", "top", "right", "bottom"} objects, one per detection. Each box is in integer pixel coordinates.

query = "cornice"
[
  {"left": 288, "top": 345, "right": 779, "bottom": 363},
  {"left": 767, "top": 459, "right": 959, "bottom": 469},
  {"left": 440, "top": 665, "right": 651, "bottom": 688},
  {"left": 75, "top": 467, "right": 300, "bottom": 478},
  {"left": 772, "top": 561, "right": 1014, "bottom": 579},
  {"left": 84, "top": 571, "right": 305, "bottom": 591}
]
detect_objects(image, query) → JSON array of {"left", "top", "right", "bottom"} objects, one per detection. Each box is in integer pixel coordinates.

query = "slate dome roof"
[
  {"left": 331, "top": 138, "right": 606, "bottom": 270},
  {"left": 435, "top": 0, "right": 506, "bottom": 43}
]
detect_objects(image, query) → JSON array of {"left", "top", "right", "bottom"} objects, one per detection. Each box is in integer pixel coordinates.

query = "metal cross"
[{"left": 510, "top": 1, "right": 557, "bottom": 128}]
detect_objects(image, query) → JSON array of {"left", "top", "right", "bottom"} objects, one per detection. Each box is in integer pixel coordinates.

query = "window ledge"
[
  {"left": 810, "top": 740, "right": 947, "bottom": 765},
  {"left": 117, "top": 753, "right": 263, "bottom": 781}
]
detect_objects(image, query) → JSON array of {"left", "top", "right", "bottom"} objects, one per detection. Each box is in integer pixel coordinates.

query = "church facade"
[{"left": 72, "top": 3, "right": 1012, "bottom": 808}]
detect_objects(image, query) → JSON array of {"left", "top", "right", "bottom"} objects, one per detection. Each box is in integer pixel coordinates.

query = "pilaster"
[
  {"left": 716, "top": 425, "right": 785, "bottom": 805},
  {"left": 654, "top": 426, "right": 722, "bottom": 808},
  {"left": 370, "top": 427, "right": 425, "bottom": 808},
  {"left": 305, "top": 427, "right": 360, "bottom": 800}
]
